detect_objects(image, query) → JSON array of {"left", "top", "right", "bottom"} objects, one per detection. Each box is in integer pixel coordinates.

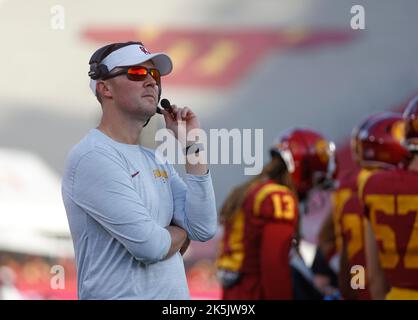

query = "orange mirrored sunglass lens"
[
  {"left": 128, "top": 68, "right": 148, "bottom": 76},
  {"left": 127, "top": 67, "right": 161, "bottom": 83},
  {"left": 150, "top": 70, "right": 160, "bottom": 77}
]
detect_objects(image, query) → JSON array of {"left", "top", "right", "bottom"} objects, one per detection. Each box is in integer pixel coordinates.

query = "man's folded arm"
[
  {"left": 170, "top": 168, "right": 218, "bottom": 242},
  {"left": 68, "top": 150, "right": 181, "bottom": 264}
]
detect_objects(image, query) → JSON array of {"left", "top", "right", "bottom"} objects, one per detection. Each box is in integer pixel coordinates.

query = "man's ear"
[{"left": 97, "top": 81, "right": 113, "bottom": 99}]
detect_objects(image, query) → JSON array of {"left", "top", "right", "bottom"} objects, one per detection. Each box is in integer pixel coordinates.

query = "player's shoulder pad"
[
  {"left": 361, "top": 168, "right": 405, "bottom": 198},
  {"left": 357, "top": 168, "right": 379, "bottom": 201}
]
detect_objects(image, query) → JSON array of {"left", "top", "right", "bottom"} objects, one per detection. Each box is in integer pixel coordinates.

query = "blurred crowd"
[
  {"left": 0, "top": 253, "right": 76, "bottom": 299},
  {"left": 0, "top": 251, "right": 220, "bottom": 300}
]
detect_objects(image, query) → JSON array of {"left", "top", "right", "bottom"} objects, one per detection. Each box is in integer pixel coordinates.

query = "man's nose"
[{"left": 144, "top": 73, "right": 157, "bottom": 87}]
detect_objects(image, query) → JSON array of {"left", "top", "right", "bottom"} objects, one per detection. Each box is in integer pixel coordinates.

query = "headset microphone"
[{"left": 156, "top": 98, "right": 173, "bottom": 114}]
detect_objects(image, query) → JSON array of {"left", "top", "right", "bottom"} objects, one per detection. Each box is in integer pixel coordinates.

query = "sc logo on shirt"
[{"left": 153, "top": 169, "right": 169, "bottom": 182}]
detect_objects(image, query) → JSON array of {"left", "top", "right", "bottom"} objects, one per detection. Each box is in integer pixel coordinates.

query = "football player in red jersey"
[
  {"left": 361, "top": 97, "right": 418, "bottom": 299},
  {"left": 332, "top": 112, "right": 409, "bottom": 300},
  {"left": 216, "top": 128, "right": 336, "bottom": 299}
]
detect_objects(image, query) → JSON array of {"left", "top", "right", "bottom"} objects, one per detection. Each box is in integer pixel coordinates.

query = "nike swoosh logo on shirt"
[{"left": 131, "top": 171, "right": 140, "bottom": 178}]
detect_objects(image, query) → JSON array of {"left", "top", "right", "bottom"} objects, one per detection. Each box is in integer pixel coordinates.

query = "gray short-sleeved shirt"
[{"left": 61, "top": 129, "right": 217, "bottom": 299}]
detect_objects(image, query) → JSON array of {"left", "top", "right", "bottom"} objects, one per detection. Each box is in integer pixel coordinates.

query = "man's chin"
[
  {"left": 139, "top": 101, "right": 157, "bottom": 113},
  {"left": 143, "top": 104, "right": 158, "bottom": 119}
]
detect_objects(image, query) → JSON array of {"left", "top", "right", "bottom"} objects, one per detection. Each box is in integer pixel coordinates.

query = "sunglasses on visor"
[{"left": 104, "top": 66, "right": 161, "bottom": 84}]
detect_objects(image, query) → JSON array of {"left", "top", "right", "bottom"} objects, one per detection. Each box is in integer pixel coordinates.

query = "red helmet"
[
  {"left": 270, "top": 128, "right": 337, "bottom": 196},
  {"left": 403, "top": 96, "right": 418, "bottom": 152},
  {"left": 351, "top": 112, "right": 410, "bottom": 168}
]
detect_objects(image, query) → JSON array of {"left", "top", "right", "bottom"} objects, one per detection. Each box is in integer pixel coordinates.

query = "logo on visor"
[{"left": 139, "top": 45, "right": 151, "bottom": 55}]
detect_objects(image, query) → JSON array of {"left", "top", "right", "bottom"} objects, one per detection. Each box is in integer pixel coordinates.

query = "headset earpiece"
[{"left": 89, "top": 62, "right": 110, "bottom": 80}]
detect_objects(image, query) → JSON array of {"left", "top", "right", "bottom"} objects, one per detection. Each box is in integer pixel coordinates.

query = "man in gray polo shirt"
[{"left": 61, "top": 41, "right": 217, "bottom": 299}]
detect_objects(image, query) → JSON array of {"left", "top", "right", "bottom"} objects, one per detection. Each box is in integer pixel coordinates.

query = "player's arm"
[
  {"left": 338, "top": 244, "right": 357, "bottom": 299},
  {"left": 364, "top": 220, "right": 390, "bottom": 299},
  {"left": 318, "top": 212, "right": 336, "bottom": 261}
]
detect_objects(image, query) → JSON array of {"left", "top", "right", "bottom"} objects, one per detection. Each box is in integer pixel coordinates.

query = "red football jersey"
[
  {"left": 217, "top": 180, "right": 299, "bottom": 299},
  {"left": 362, "top": 168, "right": 418, "bottom": 290},
  {"left": 333, "top": 169, "right": 372, "bottom": 300}
]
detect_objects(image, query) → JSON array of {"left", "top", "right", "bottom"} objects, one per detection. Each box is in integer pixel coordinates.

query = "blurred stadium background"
[{"left": 1, "top": 0, "right": 418, "bottom": 299}]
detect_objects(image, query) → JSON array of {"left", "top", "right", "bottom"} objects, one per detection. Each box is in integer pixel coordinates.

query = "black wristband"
[{"left": 185, "top": 143, "right": 203, "bottom": 155}]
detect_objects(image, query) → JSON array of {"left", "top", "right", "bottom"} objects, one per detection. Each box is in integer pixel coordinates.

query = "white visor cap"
[{"left": 89, "top": 43, "right": 173, "bottom": 95}]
